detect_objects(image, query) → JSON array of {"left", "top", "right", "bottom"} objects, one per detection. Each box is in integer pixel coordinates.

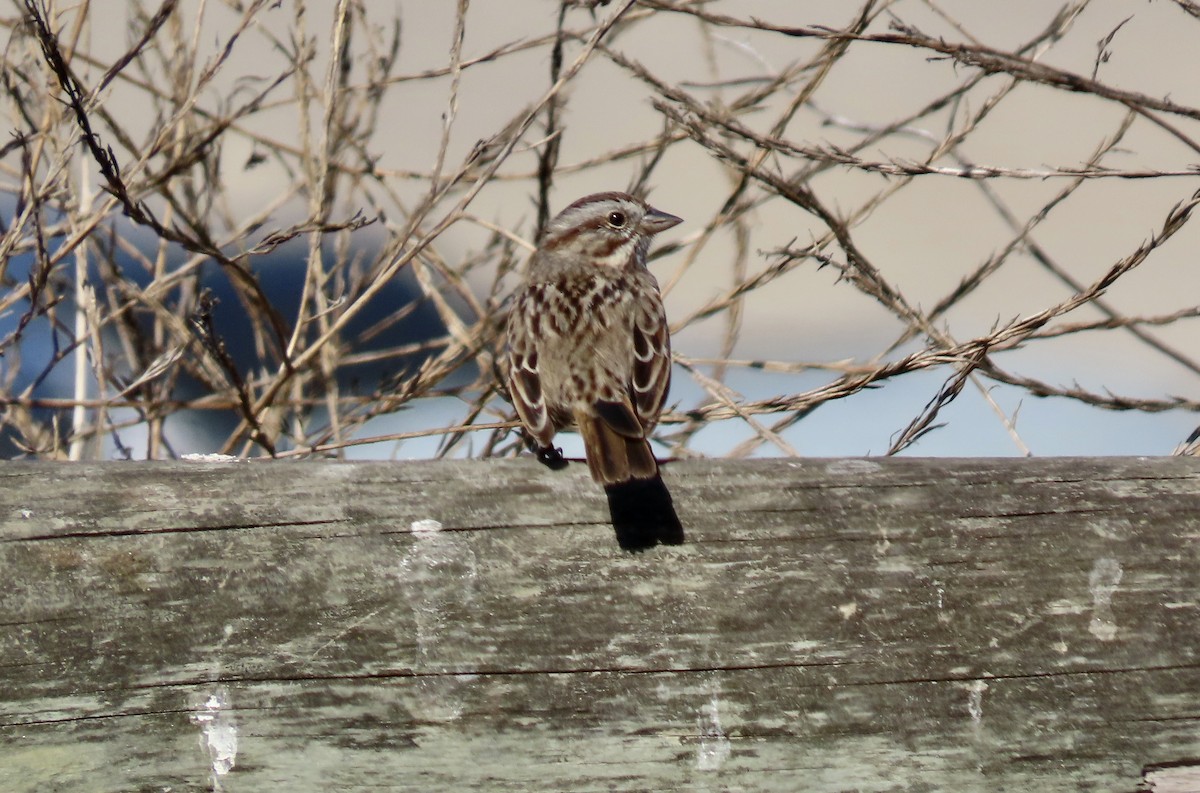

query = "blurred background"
[{"left": 2, "top": 0, "right": 1199, "bottom": 461}]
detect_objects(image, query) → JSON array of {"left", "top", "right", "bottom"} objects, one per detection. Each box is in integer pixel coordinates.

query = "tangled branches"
[{"left": 2, "top": 0, "right": 1198, "bottom": 460}]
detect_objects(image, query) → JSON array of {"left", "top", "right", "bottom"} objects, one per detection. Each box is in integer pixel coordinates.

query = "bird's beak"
[{"left": 641, "top": 206, "right": 683, "bottom": 234}]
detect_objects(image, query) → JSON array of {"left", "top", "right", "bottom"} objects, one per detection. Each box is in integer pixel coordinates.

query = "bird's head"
[{"left": 539, "top": 192, "right": 682, "bottom": 270}]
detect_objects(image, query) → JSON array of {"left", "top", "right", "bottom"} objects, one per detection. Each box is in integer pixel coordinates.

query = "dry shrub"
[{"left": 2, "top": 0, "right": 1199, "bottom": 460}]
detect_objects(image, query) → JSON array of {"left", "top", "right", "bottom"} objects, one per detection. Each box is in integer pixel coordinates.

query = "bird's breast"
[{"left": 522, "top": 272, "right": 638, "bottom": 412}]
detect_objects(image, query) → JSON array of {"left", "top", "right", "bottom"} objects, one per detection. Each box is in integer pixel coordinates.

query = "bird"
[{"left": 505, "top": 191, "right": 684, "bottom": 551}]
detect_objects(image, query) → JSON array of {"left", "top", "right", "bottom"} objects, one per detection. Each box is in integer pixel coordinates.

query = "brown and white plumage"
[{"left": 506, "top": 192, "right": 683, "bottom": 550}]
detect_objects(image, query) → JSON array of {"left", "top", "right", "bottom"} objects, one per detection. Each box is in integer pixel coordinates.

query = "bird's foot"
[{"left": 536, "top": 446, "right": 568, "bottom": 470}]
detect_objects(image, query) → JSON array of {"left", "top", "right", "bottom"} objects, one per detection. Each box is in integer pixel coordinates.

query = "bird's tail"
[
  {"left": 605, "top": 474, "right": 684, "bottom": 551},
  {"left": 577, "top": 412, "right": 683, "bottom": 550}
]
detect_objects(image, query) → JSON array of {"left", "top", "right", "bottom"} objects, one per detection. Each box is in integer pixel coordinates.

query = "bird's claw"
[{"left": 536, "top": 446, "right": 568, "bottom": 470}]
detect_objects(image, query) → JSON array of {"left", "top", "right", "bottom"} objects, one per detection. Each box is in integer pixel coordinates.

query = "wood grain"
[{"left": 1, "top": 457, "right": 1198, "bottom": 792}]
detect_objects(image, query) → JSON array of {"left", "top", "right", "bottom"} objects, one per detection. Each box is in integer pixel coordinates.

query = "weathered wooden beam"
[{"left": 1, "top": 458, "right": 1198, "bottom": 792}]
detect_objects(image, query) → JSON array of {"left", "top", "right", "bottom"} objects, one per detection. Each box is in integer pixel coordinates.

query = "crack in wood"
[{"left": 2, "top": 518, "right": 353, "bottom": 543}]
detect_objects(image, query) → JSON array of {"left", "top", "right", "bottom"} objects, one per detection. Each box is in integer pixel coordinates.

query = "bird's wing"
[
  {"left": 506, "top": 294, "right": 554, "bottom": 448},
  {"left": 629, "top": 288, "right": 672, "bottom": 433}
]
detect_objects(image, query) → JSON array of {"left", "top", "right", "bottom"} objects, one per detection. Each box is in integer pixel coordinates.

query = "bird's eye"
[{"left": 606, "top": 210, "right": 627, "bottom": 228}]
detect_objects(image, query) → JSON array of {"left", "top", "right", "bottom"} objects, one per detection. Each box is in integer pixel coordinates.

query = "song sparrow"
[{"left": 506, "top": 191, "right": 684, "bottom": 551}]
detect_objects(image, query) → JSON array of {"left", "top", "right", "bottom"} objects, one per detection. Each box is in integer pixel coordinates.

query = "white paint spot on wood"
[
  {"left": 411, "top": 518, "right": 443, "bottom": 534},
  {"left": 695, "top": 695, "right": 731, "bottom": 771},
  {"left": 398, "top": 519, "right": 478, "bottom": 721},
  {"left": 1088, "top": 557, "right": 1122, "bottom": 641},
  {"left": 875, "top": 525, "right": 891, "bottom": 555},
  {"left": 824, "top": 459, "right": 882, "bottom": 477},
  {"left": 967, "top": 680, "right": 987, "bottom": 725},
  {"left": 1143, "top": 762, "right": 1200, "bottom": 793},
  {"left": 180, "top": 453, "right": 242, "bottom": 463},
  {"left": 935, "top": 581, "right": 952, "bottom": 623},
  {"left": 191, "top": 688, "right": 237, "bottom": 792}
]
